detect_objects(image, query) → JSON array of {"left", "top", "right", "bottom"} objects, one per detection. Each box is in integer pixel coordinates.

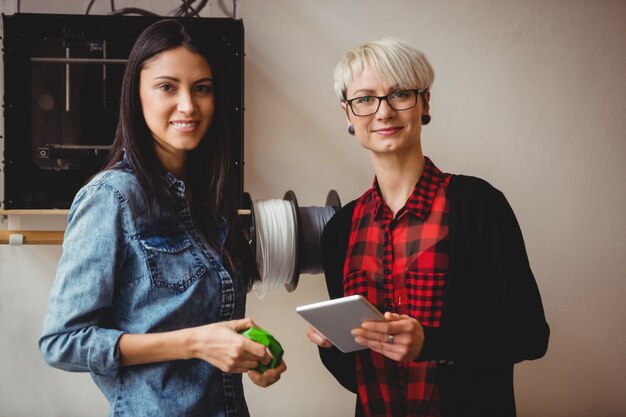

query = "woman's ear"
[{"left": 341, "top": 102, "right": 355, "bottom": 134}]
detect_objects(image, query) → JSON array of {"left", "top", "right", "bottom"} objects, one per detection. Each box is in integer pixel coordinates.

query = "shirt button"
[{"left": 384, "top": 269, "right": 390, "bottom": 275}]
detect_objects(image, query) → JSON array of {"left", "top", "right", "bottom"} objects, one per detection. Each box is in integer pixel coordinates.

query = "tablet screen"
[{"left": 296, "top": 295, "right": 386, "bottom": 353}]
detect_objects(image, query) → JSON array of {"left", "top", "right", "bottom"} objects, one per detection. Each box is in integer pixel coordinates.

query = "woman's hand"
[
  {"left": 351, "top": 312, "right": 424, "bottom": 361},
  {"left": 189, "top": 318, "right": 271, "bottom": 373},
  {"left": 247, "top": 359, "right": 287, "bottom": 388},
  {"left": 306, "top": 326, "right": 333, "bottom": 348}
]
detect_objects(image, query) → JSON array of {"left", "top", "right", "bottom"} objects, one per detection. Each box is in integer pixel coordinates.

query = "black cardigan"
[{"left": 319, "top": 175, "right": 549, "bottom": 417}]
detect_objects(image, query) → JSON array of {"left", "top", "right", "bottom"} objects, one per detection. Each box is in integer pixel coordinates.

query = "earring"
[
  {"left": 347, "top": 125, "right": 355, "bottom": 135},
  {"left": 421, "top": 114, "right": 431, "bottom": 125}
]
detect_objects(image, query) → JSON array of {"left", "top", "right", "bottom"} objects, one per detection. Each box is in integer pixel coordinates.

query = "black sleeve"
[
  {"left": 418, "top": 177, "right": 550, "bottom": 364},
  {"left": 317, "top": 201, "right": 358, "bottom": 393}
]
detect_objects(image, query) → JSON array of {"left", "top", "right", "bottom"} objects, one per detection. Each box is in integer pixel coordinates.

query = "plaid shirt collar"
[{"left": 371, "top": 156, "right": 446, "bottom": 220}]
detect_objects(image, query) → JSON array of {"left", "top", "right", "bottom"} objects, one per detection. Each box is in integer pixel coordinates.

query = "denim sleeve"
[{"left": 39, "top": 182, "right": 127, "bottom": 376}]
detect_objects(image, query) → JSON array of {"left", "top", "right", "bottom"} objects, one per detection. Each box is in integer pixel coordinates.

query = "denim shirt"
[{"left": 39, "top": 161, "right": 250, "bottom": 417}]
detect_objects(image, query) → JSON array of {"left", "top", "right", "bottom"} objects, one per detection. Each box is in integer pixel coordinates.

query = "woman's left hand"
[
  {"left": 247, "top": 359, "right": 287, "bottom": 388},
  {"left": 352, "top": 312, "right": 424, "bottom": 362}
]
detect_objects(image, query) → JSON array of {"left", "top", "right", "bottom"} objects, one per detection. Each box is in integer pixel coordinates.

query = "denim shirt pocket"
[{"left": 138, "top": 232, "right": 207, "bottom": 292}]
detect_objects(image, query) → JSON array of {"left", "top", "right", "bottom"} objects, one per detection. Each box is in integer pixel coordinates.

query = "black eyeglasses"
[{"left": 346, "top": 89, "right": 424, "bottom": 117}]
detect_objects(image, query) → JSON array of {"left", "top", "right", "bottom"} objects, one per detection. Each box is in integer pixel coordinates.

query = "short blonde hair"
[{"left": 334, "top": 37, "right": 435, "bottom": 101}]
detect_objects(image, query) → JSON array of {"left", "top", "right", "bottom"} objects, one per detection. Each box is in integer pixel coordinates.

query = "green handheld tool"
[{"left": 240, "top": 327, "right": 284, "bottom": 373}]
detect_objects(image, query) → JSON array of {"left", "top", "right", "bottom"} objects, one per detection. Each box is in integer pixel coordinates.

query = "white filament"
[{"left": 252, "top": 199, "right": 297, "bottom": 299}]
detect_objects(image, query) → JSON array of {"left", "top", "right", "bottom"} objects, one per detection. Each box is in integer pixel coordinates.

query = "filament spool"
[
  {"left": 253, "top": 198, "right": 297, "bottom": 298},
  {"left": 243, "top": 190, "right": 341, "bottom": 296}
]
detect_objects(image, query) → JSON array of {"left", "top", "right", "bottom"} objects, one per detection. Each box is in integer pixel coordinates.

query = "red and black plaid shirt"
[{"left": 343, "top": 157, "right": 451, "bottom": 417}]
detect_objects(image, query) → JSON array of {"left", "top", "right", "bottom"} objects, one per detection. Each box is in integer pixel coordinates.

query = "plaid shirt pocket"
[{"left": 405, "top": 271, "right": 446, "bottom": 327}]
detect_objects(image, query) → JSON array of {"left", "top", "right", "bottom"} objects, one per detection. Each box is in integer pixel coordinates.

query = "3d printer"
[{"left": 2, "top": 13, "right": 244, "bottom": 209}]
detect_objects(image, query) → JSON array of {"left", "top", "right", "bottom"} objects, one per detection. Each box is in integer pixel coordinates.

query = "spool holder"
[
  {"left": 242, "top": 190, "right": 341, "bottom": 292},
  {"left": 283, "top": 191, "right": 300, "bottom": 292}
]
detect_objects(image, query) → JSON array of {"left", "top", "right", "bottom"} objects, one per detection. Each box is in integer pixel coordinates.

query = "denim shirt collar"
[
  {"left": 119, "top": 153, "right": 229, "bottom": 246},
  {"left": 164, "top": 170, "right": 229, "bottom": 247}
]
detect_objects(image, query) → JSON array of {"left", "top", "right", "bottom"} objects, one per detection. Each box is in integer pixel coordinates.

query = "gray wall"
[{"left": 1, "top": 1, "right": 625, "bottom": 416}]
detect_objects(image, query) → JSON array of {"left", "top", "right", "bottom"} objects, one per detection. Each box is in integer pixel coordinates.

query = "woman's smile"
[
  {"left": 373, "top": 126, "right": 403, "bottom": 136},
  {"left": 170, "top": 119, "right": 200, "bottom": 132}
]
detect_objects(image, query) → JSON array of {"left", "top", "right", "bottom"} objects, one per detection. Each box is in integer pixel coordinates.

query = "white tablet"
[{"left": 296, "top": 295, "right": 387, "bottom": 353}]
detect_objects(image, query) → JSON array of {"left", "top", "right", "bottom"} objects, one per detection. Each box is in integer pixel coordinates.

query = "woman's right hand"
[
  {"left": 189, "top": 318, "right": 271, "bottom": 373},
  {"left": 306, "top": 325, "right": 333, "bottom": 348}
]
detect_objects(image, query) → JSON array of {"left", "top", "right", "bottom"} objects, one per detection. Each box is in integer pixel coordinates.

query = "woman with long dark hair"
[{"left": 40, "top": 19, "right": 286, "bottom": 417}]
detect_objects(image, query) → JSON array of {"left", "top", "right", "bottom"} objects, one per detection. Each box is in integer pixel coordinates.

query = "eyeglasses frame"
[{"left": 345, "top": 89, "right": 426, "bottom": 117}]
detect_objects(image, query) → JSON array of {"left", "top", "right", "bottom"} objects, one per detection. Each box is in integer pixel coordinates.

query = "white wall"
[{"left": 1, "top": 1, "right": 625, "bottom": 416}]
